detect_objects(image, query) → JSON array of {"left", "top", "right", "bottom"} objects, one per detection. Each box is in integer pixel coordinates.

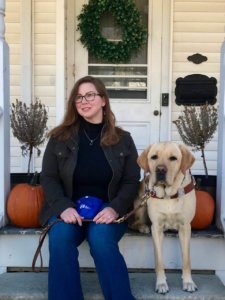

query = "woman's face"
[{"left": 75, "top": 82, "right": 106, "bottom": 124}]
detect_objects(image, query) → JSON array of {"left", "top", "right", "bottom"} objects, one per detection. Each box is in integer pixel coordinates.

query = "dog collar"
[{"left": 148, "top": 176, "right": 195, "bottom": 199}]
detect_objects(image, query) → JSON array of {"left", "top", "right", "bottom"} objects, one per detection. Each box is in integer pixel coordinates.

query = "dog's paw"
[
  {"left": 154, "top": 186, "right": 165, "bottom": 198},
  {"left": 165, "top": 186, "right": 177, "bottom": 197},
  {"left": 155, "top": 282, "right": 169, "bottom": 294},
  {"left": 128, "top": 223, "right": 150, "bottom": 234},
  {"left": 138, "top": 225, "right": 150, "bottom": 234},
  {"left": 183, "top": 280, "right": 198, "bottom": 292}
]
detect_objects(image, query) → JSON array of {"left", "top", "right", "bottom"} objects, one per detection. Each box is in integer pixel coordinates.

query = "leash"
[
  {"left": 32, "top": 218, "right": 91, "bottom": 272},
  {"left": 32, "top": 191, "right": 150, "bottom": 272},
  {"left": 32, "top": 172, "right": 195, "bottom": 272}
]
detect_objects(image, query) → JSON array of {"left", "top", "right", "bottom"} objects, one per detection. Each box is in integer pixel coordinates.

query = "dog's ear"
[
  {"left": 137, "top": 145, "right": 152, "bottom": 172},
  {"left": 179, "top": 144, "right": 195, "bottom": 174}
]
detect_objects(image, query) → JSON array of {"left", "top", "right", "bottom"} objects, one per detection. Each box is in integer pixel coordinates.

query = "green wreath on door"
[{"left": 77, "top": 0, "right": 147, "bottom": 64}]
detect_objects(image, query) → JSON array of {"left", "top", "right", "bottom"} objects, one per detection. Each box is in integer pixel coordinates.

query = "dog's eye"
[
  {"left": 169, "top": 156, "right": 177, "bottom": 161},
  {"left": 151, "top": 155, "right": 158, "bottom": 160}
]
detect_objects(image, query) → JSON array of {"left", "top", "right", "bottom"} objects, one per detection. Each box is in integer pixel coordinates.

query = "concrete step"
[{"left": 0, "top": 271, "right": 225, "bottom": 300}]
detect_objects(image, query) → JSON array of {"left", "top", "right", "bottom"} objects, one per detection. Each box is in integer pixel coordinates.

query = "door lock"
[{"left": 162, "top": 93, "right": 169, "bottom": 106}]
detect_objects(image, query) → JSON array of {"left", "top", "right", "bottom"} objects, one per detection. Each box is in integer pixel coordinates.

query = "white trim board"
[{"left": 56, "top": 0, "right": 65, "bottom": 125}]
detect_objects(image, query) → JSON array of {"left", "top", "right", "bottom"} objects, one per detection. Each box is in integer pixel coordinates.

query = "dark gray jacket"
[{"left": 39, "top": 131, "right": 140, "bottom": 225}]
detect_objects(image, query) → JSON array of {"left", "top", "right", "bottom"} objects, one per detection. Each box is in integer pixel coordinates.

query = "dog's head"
[{"left": 137, "top": 142, "right": 195, "bottom": 187}]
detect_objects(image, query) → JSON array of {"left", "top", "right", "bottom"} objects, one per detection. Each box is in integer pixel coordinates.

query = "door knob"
[{"left": 153, "top": 110, "right": 160, "bottom": 116}]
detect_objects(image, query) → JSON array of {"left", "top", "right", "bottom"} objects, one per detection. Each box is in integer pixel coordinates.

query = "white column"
[
  {"left": 0, "top": 0, "right": 10, "bottom": 228},
  {"left": 216, "top": 40, "right": 225, "bottom": 233}
]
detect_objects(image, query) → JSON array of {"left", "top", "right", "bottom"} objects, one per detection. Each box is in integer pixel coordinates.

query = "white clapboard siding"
[
  {"left": 172, "top": 130, "right": 218, "bottom": 145},
  {"left": 34, "top": 76, "right": 56, "bottom": 86},
  {"left": 34, "top": 1, "right": 56, "bottom": 13},
  {"left": 174, "top": 53, "right": 220, "bottom": 62},
  {"left": 10, "top": 146, "right": 21, "bottom": 157},
  {"left": 46, "top": 116, "right": 56, "bottom": 128},
  {"left": 10, "top": 136, "right": 21, "bottom": 147},
  {"left": 35, "top": 44, "right": 55, "bottom": 55},
  {"left": 34, "top": 13, "right": 55, "bottom": 23},
  {"left": 173, "top": 43, "right": 223, "bottom": 53},
  {"left": 5, "top": 0, "right": 21, "bottom": 101},
  {"left": 171, "top": 0, "right": 225, "bottom": 175},
  {"left": 33, "top": 1, "right": 57, "bottom": 172},
  {"left": 5, "top": 0, "right": 57, "bottom": 173}
]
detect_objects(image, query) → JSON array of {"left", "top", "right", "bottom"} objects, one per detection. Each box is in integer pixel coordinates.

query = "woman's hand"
[
  {"left": 60, "top": 207, "right": 83, "bottom": 226},
  {"left": 93, "top": 207, "right": 119, "bottom": 224}
]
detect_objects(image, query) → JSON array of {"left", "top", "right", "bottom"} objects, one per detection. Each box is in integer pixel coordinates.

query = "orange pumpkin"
[
  {"left": 7, "top": 183, "right": 44, "bottom": 228},
  {"left": 191, "top": 190, "right": 215, "bottom": 230}
]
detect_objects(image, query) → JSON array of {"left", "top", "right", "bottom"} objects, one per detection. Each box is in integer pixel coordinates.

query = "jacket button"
[
  {"left": 120, "top": 152, "right": 124, "bottom": 156},
  {"left": 58, "top": 152, "right": 62, "bottom": 156}
]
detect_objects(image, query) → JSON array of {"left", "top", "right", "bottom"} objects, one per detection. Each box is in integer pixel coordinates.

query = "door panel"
[{"left": 74, "top": 0, "right": 164, "bottom": 152}]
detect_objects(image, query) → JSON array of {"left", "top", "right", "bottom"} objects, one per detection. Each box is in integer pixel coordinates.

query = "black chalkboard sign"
[{"left": 175, "top": 74, "right": 217, "bottom": 105}]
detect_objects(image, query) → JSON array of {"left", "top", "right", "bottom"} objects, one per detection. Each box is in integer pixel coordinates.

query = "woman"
[{"left": 40, "top": 76, "right": 140, "bottom": 300}]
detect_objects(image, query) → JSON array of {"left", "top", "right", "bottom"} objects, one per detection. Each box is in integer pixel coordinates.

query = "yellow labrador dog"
[{"left": 130, "top": 142, "right": 197, "bottom": 294}]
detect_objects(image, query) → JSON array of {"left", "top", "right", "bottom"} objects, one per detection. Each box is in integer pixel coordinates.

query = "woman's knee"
[
  {"left": 87, "top": 223, "right": 126, "bottom": 255},
  {"left": 49, "top": 222, "right": 85, "bottom": 247}
]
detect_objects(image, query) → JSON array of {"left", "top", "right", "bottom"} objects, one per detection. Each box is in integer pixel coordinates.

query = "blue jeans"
[{"left": 48, "top": 216, "right": 135, "bottom": 300}]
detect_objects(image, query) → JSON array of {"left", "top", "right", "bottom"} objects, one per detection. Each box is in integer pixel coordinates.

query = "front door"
[{"left": 72, "top": 0, "right": 169, "bottom": 153}]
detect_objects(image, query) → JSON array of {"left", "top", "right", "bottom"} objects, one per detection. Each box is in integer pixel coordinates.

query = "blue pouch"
[{"left": 76, "top": 196, "right": 103, "bottom": 219}]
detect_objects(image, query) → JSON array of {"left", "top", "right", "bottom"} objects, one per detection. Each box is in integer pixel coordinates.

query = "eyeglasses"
[{"left": 75, "top": 92, "right": 101, "bottom": 104}]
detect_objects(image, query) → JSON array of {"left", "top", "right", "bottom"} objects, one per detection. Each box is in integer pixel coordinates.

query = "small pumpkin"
[
  {"left": 7, "top": 182, "right": 44, "bottom": 228},
  {"left": 191, "top": 190, "right": 215, "bottom": 230}
]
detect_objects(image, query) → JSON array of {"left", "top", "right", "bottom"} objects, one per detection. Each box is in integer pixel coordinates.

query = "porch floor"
[{"left": 0, "top": 271, "right": 225, "bottom": 300}]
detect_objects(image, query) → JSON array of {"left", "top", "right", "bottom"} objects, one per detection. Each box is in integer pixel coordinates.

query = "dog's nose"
[
  {"left": 156, "top": 165, "right": 167, "bottom": 174},
  {"left": 156, "top": 165, "right": 167, "bottom": 182}
]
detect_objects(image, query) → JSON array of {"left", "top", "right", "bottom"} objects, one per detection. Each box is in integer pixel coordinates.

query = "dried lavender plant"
[
  {"left": 173, "top": 104, "right": 217, "bottom": 177},
  {"left": 10, "top": 99, "right": 48, "bottom": 174}
]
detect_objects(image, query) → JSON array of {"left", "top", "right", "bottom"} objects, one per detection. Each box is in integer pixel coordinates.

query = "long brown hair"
[{"left": 49, "top": 76, "right": 124, "bottom": 145}]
